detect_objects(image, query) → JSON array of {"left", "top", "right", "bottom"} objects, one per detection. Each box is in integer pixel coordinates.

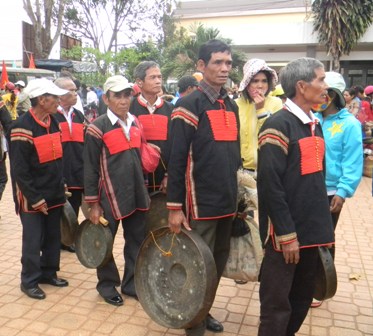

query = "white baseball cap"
[
  {"left": 324, "top": 72, "right": 346, "bottom": 107},
  {"left": 103, "top": 75, "right": 133, "bottom": 94},
  {"left": 24, "top": 78, "right": 68, "bottom": 99},
  {"left": 15, "top": 80, "right": 26, "bottom": 87},
  {"left": 324, "top": 72, "right": 346, "bottom": 92}
]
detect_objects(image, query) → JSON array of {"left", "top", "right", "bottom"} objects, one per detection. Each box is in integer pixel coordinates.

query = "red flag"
[
  {"left": 0, "top": 60, "right": 9, "bottom": 90},
  {"left": 29, "top": 54, "right": 36, "bottom": 69}
]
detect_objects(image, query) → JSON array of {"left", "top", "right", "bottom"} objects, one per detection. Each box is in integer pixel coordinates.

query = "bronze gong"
[
  {"left": 60, "top": 200, "right": 78, "bottom": 246},
  {"left": 75, "top": 217, "right": 113, "bottom": 269},
  {"left": 146, "top": 191, "right": 168, "bottom": 233},
  {"left": 135, "top": 227, "right": 218, "bottom": 329},
  {"left": 313, "top": 246, "right": 337, "bottom": 301}
]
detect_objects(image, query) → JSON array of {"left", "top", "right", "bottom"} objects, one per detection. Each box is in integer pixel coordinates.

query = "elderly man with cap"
[
  {"left": 15, "top": 80, "right": 31, "bottom": 117},
  {"left": 54, "top": 77, "right": 86, "bottom": 252},
  {"left": 256, "top": 58, "right": 335, "bottom": 335},
  {"left": 84, "top": 75, "right": 149, "bottom": 306},
  {"left": 10, "top": 78, "right": 69, "bottom": 300}
]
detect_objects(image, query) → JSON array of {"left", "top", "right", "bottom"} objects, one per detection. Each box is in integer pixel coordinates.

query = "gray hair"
[
  {"left": 134, "top": 61, "right": 159, "bottom": 81},
  {"left": 280, "top": 57, "right": 324, "bottom": 99},
  {"left": 54, "top": 77, "right": 75, "bottom": 89}
]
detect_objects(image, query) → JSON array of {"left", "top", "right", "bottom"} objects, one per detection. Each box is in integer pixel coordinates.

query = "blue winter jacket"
[{"left": 315, "top": 108, "right": 363, "bottom": 199}]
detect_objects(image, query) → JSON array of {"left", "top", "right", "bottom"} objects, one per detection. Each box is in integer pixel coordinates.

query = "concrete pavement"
[{"left": 0, "top": 172, "right": 372, "bottom": 335}]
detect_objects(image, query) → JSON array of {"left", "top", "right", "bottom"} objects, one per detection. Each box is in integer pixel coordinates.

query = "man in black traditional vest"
[
  {"left": 167, "top": 40, "right": 241, "bottom": 336},
  {"left": 10, "top": 78, "right": 69, "bottom": 300},
  {"left": 84, "top": 75, "right": 149, "bottom": 306},
  {"left": 257, "top": 58, "right": 335, "bottom": 336}
]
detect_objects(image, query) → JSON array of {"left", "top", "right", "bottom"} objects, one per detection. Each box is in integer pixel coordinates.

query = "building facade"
[{"left": 174, "top": 0, "right": 373, "bottom": 87}]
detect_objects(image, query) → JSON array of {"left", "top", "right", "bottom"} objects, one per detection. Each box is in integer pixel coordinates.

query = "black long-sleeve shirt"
[
  {"left": 10, "top": 111, "right": 65, "bottom": 213},
  {"left": 257, "top": 105, "right": 335, "bottom": 249},
  {"left": 167, "top": 81, "right": 241, "bottom": 219}
]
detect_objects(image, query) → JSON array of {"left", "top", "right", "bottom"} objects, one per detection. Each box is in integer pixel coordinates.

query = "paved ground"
[{"left": 0, "top": 170, "right": 372, "bottom": 336}]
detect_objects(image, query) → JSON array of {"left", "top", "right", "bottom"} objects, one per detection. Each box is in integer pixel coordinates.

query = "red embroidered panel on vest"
[
  {"left": 60, "top": 122, "right": 84, "bottom": 143},
  {"left": 33, "top": 132, "right": 63, "bottom": 164},
  {"left": 206, "top": 109, "right": 238, "bottom": 141},
  {"left": 138, "top": 114, "right": 168, "bottom": 141},
  {"left": 298, "top": 136, "right": 325, "bottom": 175},
  {"left": 102, "top": 127, "right": 141, "bottom": 155}
]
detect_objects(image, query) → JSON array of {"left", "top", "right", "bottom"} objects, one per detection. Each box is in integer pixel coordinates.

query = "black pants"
[
  {"left": 96, "top": 209, "right": 146, "bottom": 298},
  {"left": 185, "top": 216, "right": 234, "bottom": 336},
  {"left": 258, "top": 244, "right": 319, "bottom": 336},
  {"left": 328, "top": 195, "right": 340, "bottom": 259},
  {"left": 20, "top": 207, "right": 63, "bottom": 288},
  {"left": 67, "top": 188, "right": 83, "bottom": 217},
  {"left": 0, "top": 154, "right": 8, "bottom": 200}
]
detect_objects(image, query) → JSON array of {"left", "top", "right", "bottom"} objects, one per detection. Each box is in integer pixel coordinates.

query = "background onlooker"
[
  {"left": 0, "top": 99, "right": 12, "bottom": 211},
  {"left": 236, "top": 58, "right": 283, "bottom": 174},
  {"left": 171, "top": 75, "right": 198, "bottom": 105},
  {"left": 314, "top": 72, "right": 363, "bottom": 234},
  {"left": 343, "top": 87, "right": 360, "bottom": 117},
  {"left": 15, "top": 80, "right": 31, "bottom": 117},
  {"left": 2, "top": 82, "right": 18, "bottom": 120}
]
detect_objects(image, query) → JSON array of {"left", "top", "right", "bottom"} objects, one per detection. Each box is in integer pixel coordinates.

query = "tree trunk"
[
  {"left": 332, "top": 57, "right": 341, "bottom": 73},
  {"left": 23, "top": 0, "right": 67, "bottom": 60}
]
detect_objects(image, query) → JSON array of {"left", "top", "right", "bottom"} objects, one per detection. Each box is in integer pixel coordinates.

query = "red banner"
[
  {"left": 0, "top": 60, "right": 9, "bottom": 90},
  {"left": 29, "top": 54, "right": 36, "bottom": 69}
]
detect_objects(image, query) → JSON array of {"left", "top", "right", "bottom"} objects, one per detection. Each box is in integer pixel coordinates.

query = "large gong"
[
  {"left": 146, "top": 191, "right": 168, "bottom": 233},
  {"left": 60, "top": 201, "right": 78, "bottom": 246},
  {"left": 313, "top": 246, "right": 337, "bottom": 301},
  {"left": 135, "top": 227, "right": 218, "bottom": 329},
  {"left": 75, "top": 218, "right": 113, "bottom": 269}
]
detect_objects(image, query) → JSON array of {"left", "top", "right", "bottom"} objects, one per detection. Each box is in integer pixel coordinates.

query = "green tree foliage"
[
  {"left": 23, "top": 0, "right": 67, "bottom": 59},
  {"left": 62, "top": 40, "right": 161, "bottom": 84},
  {"left": 161, "top": 22, "right": 246, "bottom": 84},
  {"left": 312, "top": 0, "right": 373, "bottom": 71}
]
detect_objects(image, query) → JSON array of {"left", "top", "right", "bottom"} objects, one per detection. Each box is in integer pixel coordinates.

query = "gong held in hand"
[
  {"left": 135, "top": 227, "right": 218, "bottom": 329},
  {"left": 75, "top": 216, "right": 113, "bottom": 269},
  {"left": 60, "top": 200, "right": 78, "bottom": 246}
]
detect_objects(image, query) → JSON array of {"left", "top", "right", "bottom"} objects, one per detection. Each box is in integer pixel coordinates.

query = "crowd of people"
[{"left": 0, "top": 39, "right": 372, "bottom": 336}]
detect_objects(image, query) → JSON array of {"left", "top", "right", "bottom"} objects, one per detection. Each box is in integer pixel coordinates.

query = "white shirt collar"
[
  {"left": 284, "top": 98, "right": 317, "bottom": 125},
  {"left": 58, "top": 105, "right": 74, "bottom": 116},
  {"left": 107, "top": 109, "right": 134, "bottom": 126},
  {"left": 139, "top": 94, "right": 162, "bottom": 114}
]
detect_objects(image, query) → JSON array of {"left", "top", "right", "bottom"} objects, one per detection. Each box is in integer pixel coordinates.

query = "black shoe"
[
  {"left": 20, "top": 284, "right": 46, "bottom": 300},
  {"left": 61, "top": 244, "right": 75, "bottom": 253},
  {"left": 206, "top": 314, "right": 223, "bottom": 333},
  {"left": 103, "top": 295, "right": 124, "bottom": 306},
  {"left": 39, "top": 277, "right": 69, "bottom": 287}
]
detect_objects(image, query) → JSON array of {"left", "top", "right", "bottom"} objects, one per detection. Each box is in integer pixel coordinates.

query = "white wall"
[
  {"left": 0, "top": 1, "right": 31, "bottom": 62},
  {"left": 0, "top": 0, "right": 61, "bottom": 63},
  {"left": 179, "top": 9, "right": 373, "bottom": 61}
]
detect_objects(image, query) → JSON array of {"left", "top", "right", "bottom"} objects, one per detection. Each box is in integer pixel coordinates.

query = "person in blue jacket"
[
  {"left": 312, "top": 71, "right": 363, "bottom": 308},
  {"left": 314, "top": 71, "right": 363, "bottom": 230}
]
